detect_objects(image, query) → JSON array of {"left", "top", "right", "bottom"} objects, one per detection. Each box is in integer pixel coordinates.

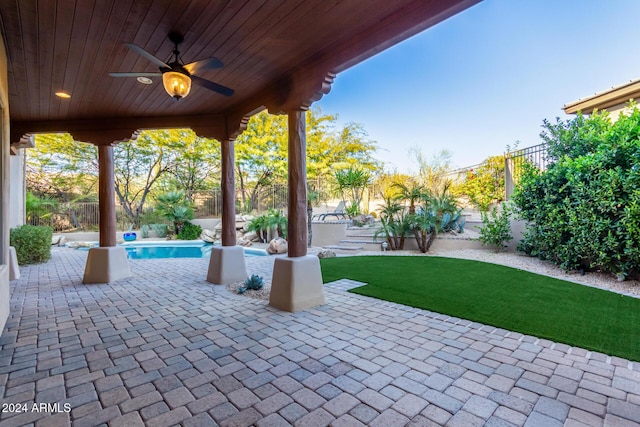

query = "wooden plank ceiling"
[{"left": 1, "top": 0, "right": 479, "bottom": 142}]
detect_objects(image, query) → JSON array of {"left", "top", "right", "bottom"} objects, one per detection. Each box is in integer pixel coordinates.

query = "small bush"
[
  {"left": 479, "top": 203, "right": 513, "bottom": 251},
  {"left": 10, "top": 225, "right": 53, "bottom": 265},
  {"left": 177, "top": 221, "right": 202, "bottom": 240},
  {"left": 140, "top": 224, "right": 150, "bottom": 238}
]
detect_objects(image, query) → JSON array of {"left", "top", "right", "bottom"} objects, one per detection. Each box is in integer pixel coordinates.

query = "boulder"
[
  {"left": 236, "top": 230, "right": 245, "bottom": 239},
  {"left": 235, "top": 221, "right": 246, "bottom": 230},
  {"left": 317, "top": 249, "right": 336, "bottom": 259},
  {"left": 200, "top": 229, "right": 216, "bottom": 243},
  {"left": 266, "top": 237, "right": 288, "bottom": 255},
  {"left": 51, "top": 235, "right": 61, "bottom": 246},
  {"left": 237, "top": 238, "right": 253, "bottom": 247},
  {"left": 214, "top": 222, "right": 223, "bottom": 231},
  {"left": 243, "top": 231, "right": 259, "bottom": 242}
]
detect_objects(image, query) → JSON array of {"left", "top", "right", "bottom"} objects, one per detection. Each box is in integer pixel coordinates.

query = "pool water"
[{"left": 120, "top": 242, "right": 267, "bottom": 259}]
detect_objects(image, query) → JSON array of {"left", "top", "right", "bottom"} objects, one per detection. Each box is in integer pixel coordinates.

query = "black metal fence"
[{"left": 504, "top": 143, "right": 550, "bottom": 198}]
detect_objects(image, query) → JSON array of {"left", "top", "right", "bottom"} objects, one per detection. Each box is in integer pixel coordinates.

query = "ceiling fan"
[{"left": 109, "top": 32, "right": 234, "bottom": 100}]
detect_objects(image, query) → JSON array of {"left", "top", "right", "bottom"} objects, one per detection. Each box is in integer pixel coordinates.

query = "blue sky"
[{"left": 316, "top": 0, "right": 640, "bottom": 173}]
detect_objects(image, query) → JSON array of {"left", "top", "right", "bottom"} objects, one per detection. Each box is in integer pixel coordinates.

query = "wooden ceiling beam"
[{"left": 11, "top": 114, "right": 227, "bottom": 146}]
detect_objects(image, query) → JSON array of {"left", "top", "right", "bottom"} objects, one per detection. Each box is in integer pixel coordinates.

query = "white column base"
[
  {"left": 269, "top": 255, "right": 325, "bottom": 312},
  {"left": 207, "top": 246, "right": 248, "bottom": 284},
  {"left": 82, "top": 247, "right": 132, "bottom": 284},
  {"left": 9, "top": 246, "right": 19, "bottom": 281}
]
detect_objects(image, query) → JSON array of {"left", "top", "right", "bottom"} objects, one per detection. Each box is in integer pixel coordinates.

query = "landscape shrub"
[
  {"left": 10, "top": 225, "right": 53, "bottom": 265},
  {"left": 177, "top": 221, "right": 202, "bottom": 240},
  {"left": 479, "top": 202, "right": 512, "bottom": 251},
  {"left": 512, "top": 107, "right": 640, "bottom": 278}
]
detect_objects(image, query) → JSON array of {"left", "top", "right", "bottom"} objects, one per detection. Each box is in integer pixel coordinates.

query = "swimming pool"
[{"left": 119, "top": 241, "right": 268, "bottom": 259}]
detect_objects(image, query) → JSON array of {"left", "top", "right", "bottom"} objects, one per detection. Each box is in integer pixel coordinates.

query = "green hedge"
[
  {"left": 177, "top": 221, "right": 202, "bottom": 240},
  {"left": 10, "top": 225, "right": 53, "bottom": 265},
  {"left": 513, "top": 108, "right": 640, "bottom": 278}
]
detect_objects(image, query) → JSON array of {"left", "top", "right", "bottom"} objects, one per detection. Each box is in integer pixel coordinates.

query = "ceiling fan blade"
[
  {"left": 184, "top": 57, "right": 224, "bottom": 75},
  {"left": 192, "top": 75, "right": 234, "bottom": 97},
  {"left": 109, "top": 72, "right": 162, "bottom": 77},
  {"left": 124, "top": 43, "right": 171, "bottom": 69}
]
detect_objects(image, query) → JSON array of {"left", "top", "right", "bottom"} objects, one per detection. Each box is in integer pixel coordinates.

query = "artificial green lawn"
[{"left": 320, "top": 256, "right": 640, "bottom": 362}]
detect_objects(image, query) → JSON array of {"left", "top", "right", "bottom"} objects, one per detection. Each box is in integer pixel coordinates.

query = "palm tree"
[
  {"left": 392, "top": 179, "right": 428, "bottom": 215},
  {"left": 155, "top": 191, "right": 194, "bottom": 236},
  {"left": 307, "top": 189, "right": 320, "bottom": 247},
  {"left": 267, "top": 209, "right": 288, "bottom": 239},
  {"left": 373, "top": 196, "right": 411, "bottom": 250},
  {"left": 247, "top": 215, "right": 269, "bottom": 243},
  {"left": 334, "top": 167, "right": 371, "bottom": 217}
]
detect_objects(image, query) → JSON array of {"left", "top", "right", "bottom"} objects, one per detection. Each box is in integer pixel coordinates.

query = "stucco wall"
[
  {"left": 0, "top": 33, "right": 10, "bottom": 334},
  {"left": 9, "top": 150, "right": 25, "bottom": 228},
  {"left": 605, "top": 103, "right": 635, "bottom": 122}
]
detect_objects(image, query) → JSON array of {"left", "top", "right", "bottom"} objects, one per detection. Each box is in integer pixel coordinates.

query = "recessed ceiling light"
[
  {"left": 55, "top": 91, "right": 71, "bottom": 99},
  {"left": 137, "top": 77, "right": 153, "bottom": 85}
]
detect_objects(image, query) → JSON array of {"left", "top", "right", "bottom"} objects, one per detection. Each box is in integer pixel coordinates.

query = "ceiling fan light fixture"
[{"left": 162, "top": 70, "right": 191, "bottom": 100}]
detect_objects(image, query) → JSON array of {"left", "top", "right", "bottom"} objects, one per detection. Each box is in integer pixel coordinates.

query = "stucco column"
[
  {"left": 98, "top": 145, "right": 117, "bottom": 247},
  {"left": 287, "top": 110, "right": 307, "bottom": 257},
  {"left": 221, "top": 139, "right": 236, "bottom": 246}
]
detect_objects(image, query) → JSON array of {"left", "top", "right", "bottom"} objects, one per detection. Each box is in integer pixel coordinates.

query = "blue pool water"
[{"left": 119, "top": 242, "right": 268, "bottom": 260}]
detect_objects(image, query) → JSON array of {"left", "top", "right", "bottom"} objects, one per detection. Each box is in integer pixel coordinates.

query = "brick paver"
[{"left": 0, "top": 248, "right": 638, "bottom": 426}]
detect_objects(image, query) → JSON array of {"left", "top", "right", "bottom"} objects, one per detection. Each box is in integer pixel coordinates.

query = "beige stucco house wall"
[
  {"left": 0, "top": 33, "right": 11, "bottom": 333},
  {"left": 9, "top": 149, "right": 25, "bottom": 228},
  {"left": 564, "top": 78, "right": 640, "bottom": 121}
]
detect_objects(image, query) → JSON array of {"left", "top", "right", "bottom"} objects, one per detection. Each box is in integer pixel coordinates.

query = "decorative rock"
[
  {"left": 200, "top": 229, "right": 215, "bottom": 243},
  {"left": 58, "top": 236, "right": 67, "bottom": 246},
  {"left": 351, "top": 214, "right": 375, "bottom": 225},
  {"left": 52, "top": 235, "right": 61, "bottom": 245},
  {"left": 266, "top": 237, "right": 288, "bottom": 255},
  {"left": 237, "top": 238, "right": 253, "bottom": 247},
  {"left": 67, "top": 241, "right": 94, "bottom": 248},
  {"left": 317, "top": 249, "right": 336, "bottom": 259},
  {"left": 244, "top": 231, "right": 258, "bottom": 242},
  {"left": 235, "top": 221, "right": 245, "bottom": 230},
  {"left": 236, "top": 230, "right": 245, "bottom": 239},
  {"left": 214, "top": 222, "right": 223, "bottom": 231}
]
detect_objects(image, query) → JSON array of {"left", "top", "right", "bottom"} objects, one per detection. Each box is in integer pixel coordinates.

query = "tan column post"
[
  {"left": 287, "top": 110, "right": 307, "bottom": 257},
  {"left": 221, "top": 139, "right": 236, "bottom": 246},
  {"left": 98, "top": 145, "right": 117, "bottom": 247}
]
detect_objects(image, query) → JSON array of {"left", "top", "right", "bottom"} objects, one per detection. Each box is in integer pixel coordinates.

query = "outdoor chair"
[{"left": 313, "top": 201, "right": 348, "bottom": 221}]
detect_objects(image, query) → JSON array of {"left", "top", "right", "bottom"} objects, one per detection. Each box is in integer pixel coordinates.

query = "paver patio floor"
[{"left": 0, "top": 247, "right": 639, "bottom": 426}]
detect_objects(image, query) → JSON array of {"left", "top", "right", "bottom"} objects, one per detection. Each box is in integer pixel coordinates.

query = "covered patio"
[
  {"left": 1, "top": 249, "right": 638, "bottom": 426},
  {"left": 2, "top": 1, "right": 640, "bottom": 426}
]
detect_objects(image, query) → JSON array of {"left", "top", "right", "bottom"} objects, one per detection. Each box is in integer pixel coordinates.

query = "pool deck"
[{"left": 0, "top": 247, "right": 639, "bottom": 426}]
